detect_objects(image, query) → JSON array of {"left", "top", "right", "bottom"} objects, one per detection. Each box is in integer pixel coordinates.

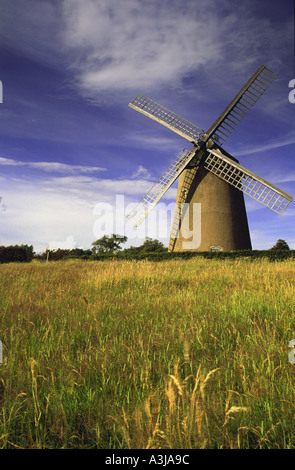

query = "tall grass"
[{"left": 0, "top": 257, "right": 295, "bottom": 448}]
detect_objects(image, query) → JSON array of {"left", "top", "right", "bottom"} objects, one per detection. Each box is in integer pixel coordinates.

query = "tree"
[
  {"left": 269, "top": 239, "right": 290, "bottom": 251},
  {"left": 123, "top": 237, "right": 166, "bottom": 255},
  {"left": 92, "top": 234, "right": 127, "bottom": 253},
  {"left": 139, "top": 237, "right": 166, "bottom": 253},
  {"left": 0, "top": 244, "right": 34, "bottom": 263}
]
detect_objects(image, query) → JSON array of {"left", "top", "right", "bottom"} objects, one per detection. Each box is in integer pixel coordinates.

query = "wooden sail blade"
[
  {"left": 126, "top": 147, "right": 198, "bottom": 227},
  {"left": 204, "top": 149, "right": 293, "bottom": 214},
  {"left": 206, "top": 66, "right": 277, "bottom": 145},
  {"left": 129, "top": 94, "right": 204, "bottom": 143}
]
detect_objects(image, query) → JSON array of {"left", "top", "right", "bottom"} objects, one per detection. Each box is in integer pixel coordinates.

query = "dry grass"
[{"left": 0, "top": 257, "right": 295, "bottom": 448}]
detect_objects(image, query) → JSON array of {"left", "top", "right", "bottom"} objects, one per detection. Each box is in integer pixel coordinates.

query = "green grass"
[{"left": 0, "top": 257, "right": 295, "bottom": 448}]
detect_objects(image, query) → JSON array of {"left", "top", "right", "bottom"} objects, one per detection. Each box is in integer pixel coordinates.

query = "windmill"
[{"left": 126, "top": 65, "right": 293, "bottom": 252}]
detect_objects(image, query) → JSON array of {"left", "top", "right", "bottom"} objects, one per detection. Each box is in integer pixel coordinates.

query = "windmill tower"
[{"left": 126, "top": 66, "right": 293, "bottom": 251}]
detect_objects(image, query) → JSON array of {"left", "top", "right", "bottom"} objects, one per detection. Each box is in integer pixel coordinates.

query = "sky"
[{"left": 0, "top": 0, "right": 294, "bottom": 253}]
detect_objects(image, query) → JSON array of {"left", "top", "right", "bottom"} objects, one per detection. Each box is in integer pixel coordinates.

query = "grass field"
[{"left": 0, "top": 257, "right": 295, "bottom": 449}]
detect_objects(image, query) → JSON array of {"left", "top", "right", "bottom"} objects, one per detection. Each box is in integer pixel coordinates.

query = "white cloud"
[
  {"left": 0, "top": 156, "right": 106, "bottom": 174},
  {"left": 128, "top": 135, "right": 181, "bottom": 149},
  {"left": 131, "top": 165, "right": 151, "bottom": 180},
  {"left": 0, "top": 178, "right": 95, "bottom": 252},
  {"left": 48, "top": 235, "right": 77, "bottom": 250},
  {"left": 61, "top": 0, "right": 222, "bottom": 97},
  {"left": 61, "top": 0, "right": 292, "bottom": 101},
  {"left": 0, "top": 171, "right": 176, "bottom": 252}
]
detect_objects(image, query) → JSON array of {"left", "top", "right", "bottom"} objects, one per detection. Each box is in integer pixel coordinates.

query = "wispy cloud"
[
  {"left": 1, "top": 0, "right": 64, "bottom": 68},
  {"left": 235, "top": 133, "right": 295, "bottom": 157},
  {"left": 61, "top": 0, "right": 292, "bottom": 102},
  {"left": 131, "top": 165, "right": 151, "bottom": 180},
  {"left": 43, "top": 174, "right": 176, "bottom": 200},
  {"left": 128, "top": 134, "right": 181, "bottom": 149},
  {"left": 62, "top": 0, "right": 220, "bottom": 97},
  {"left": 0, "top": 157, "right": 106, "bottom": 174},
  {"left": 2, "top": 0, "right": 291, "bottom": 101}
]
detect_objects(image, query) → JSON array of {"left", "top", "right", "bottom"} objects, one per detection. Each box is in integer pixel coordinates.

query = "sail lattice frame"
[
  {"left": 207, "top": 66, "right": 278, "bottom": 146},
  {"left": 204, "top": 149, "right": 293, "bottom": 214},
  {"left": 126, "top": 147, "right": 197, "bottom": 226},
  {"left": 129, "top": 94, "right": 204, "bottom": 143}
]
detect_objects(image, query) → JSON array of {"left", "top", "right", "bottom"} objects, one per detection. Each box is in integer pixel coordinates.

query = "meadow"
[{"left": 0, "top": 257, "right": 295, "bottom": 449}]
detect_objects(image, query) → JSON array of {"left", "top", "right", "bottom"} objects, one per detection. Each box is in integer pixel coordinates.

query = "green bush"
[{"left": 89, "top": 249, "right": 295, "bottom": 262}]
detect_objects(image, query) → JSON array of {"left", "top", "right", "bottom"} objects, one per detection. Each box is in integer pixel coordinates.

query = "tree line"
[
  {"left": 0, "top": 245, "right": 34, "bottom": 263},
  {"left": 38, "top": 235, "right": 166, "bottom": 261},
  {"left": 0, "top": 237, "right": 292, "bottom": 263},
  {"left": 0, "top": 235, "right": 166, "bottom": 263}
]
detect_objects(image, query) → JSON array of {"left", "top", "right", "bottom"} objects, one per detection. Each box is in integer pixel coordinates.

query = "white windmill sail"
[
  {"left": 126, "top": 147, "right": 198, "bottom": 227},
  {"left": 204, "top": 148, "right": 293, "bottom": 214}
]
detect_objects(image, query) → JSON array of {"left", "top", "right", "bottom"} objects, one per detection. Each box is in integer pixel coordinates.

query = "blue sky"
[{"left": 0, "top": 0, "right": 294, "bottom": 252}]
